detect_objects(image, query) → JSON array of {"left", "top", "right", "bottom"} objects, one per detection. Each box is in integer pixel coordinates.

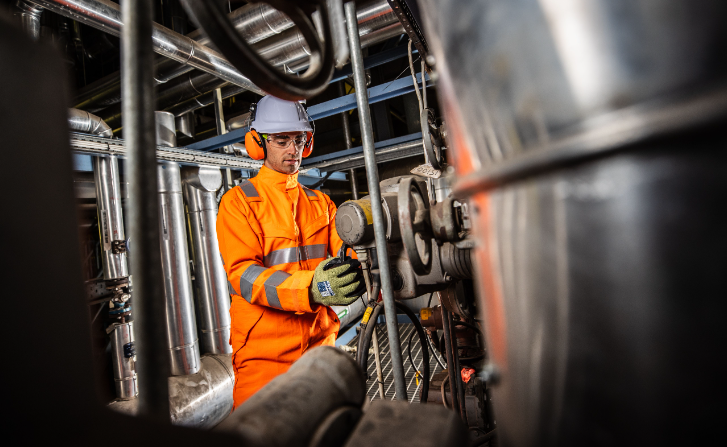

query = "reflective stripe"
[
  {"left": 264, "top": 271, "right": 290, "bottom": 309},
  {"left": 239, "top": 180, "right": 259, "bottom": 198},
  {"left": 239, "top": 264, "right": 266, "bottom": 302},
  {"left": 263, "top": 244, "right": 328, "bottom": 267},
  {"left": 263, "top": 246, "right": 299, "bottom": 267},
  {"left": 300, "top": 243, "right": 327, "bottom": 261},
  {"left": 304, "top": 188, "right": 317, "bottom": 197},
  {"left": 228, "top": 281, "right": 235, "bottom": 296}
]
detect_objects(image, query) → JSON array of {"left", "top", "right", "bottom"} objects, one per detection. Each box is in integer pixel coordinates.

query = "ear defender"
[
  {"left": 245, "top": 128, "right": 266, "bottom": 160},
  {"left": 302, "top": 131, "right": 314, "bottom": 158}
]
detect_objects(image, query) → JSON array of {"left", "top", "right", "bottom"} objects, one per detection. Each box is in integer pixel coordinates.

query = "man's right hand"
[{"left": 310, "top": 257, "right": 366, "bottom": 306}]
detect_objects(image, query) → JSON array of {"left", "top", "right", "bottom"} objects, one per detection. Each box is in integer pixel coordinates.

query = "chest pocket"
[{"left": 302, "top": 212, "right": 329, "bottom": 243}]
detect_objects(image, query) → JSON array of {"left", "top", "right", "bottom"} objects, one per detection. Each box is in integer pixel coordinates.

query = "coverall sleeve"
[
  {"left": 217, "top": 191, "right": 318, "bottom": 313},
  {"left": 325, "top": 196, "right": 357, "bottom": 259}
]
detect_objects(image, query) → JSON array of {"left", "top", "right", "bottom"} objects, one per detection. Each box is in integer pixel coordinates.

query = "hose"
[
  {"left": 356, "top": 303, "right": 384, "bottom": 373},
  {"left": 394, "top": 301, "right": 430, "bottom": 403},
  {"left": 441, "top": 375, "right": 450, "bottom": 409}
]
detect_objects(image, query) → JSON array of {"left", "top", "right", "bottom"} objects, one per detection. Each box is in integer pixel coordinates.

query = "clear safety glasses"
[{"left": 263, "top": 133, "right": 307, "bottom": 149}]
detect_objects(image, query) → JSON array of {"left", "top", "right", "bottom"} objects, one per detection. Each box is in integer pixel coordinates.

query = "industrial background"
[{"left": 2, "top": 0, "right": 725, "bottom": 446}]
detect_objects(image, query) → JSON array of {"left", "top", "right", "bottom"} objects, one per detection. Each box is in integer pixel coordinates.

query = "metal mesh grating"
[{"left": 347, "top": 323, "right": 444, "bottom": 403}]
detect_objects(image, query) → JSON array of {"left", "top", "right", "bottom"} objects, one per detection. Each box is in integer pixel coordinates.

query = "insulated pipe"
[
  {"left": 339, "top": 81, "right": 359, "bottom": 200},
  {"left": 109, "top": 321, "right": 137, "bottom": 400},
  {"left": 122, "top": 0, "right": 169, "bottom": 422},
  {"left": 217, "top": 346, "right": 365, "bottom": 444},
  {"left": 345, "top": 1, "right": 408, "bottom": 402},
  {"left": 14, "top": 0, "right": 43, "bottom": 41},
  {"left": 181, "top": 166, "right": 232, "bottom": 355},
  {"left": 31, "top": 0, "right": 263, "bottom": 94},
  {"left": 109, "top": 354, "right": 235, "bottom": 428},
  {"left": 156, "top": 111, "right": 201, "bottom": 376}
]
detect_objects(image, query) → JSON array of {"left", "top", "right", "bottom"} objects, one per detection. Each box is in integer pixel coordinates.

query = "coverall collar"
[{"left": 257, "top": 165, "right": 299, "bottom": 191}]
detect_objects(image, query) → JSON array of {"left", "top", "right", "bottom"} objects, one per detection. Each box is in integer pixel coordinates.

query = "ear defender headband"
[{"left": 243, "top": 102, "right": 315, "bottom": 161}]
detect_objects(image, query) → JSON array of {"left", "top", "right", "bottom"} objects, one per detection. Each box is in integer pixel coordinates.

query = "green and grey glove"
[{"left": 310, "top": 257, "right": 366, "bottom": 306}]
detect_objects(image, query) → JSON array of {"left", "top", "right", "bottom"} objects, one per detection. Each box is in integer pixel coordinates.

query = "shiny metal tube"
[
  {"left": 31, "top": 0, "right": 263, "bottom": 94},
  {"left": 330, "top": 297, "right": 366, "bottom": 328},
  {"left": 122, "top": 0, "right": 169, "bottom": 422},
  {"left": 14, "top": 1, "right": 43, "bottom": 41},
  {"left": 157, "top": 114, "right": 201, "bottom": 375},
  {"left": 345, "top": 1, "right": 407, "bottom": 402},
  {"left": 181, "top": 166, "right": 232, "bottom": 356},
  {"left": 110, "top": 321, "right": 137, "bottom": 400},
  {"left": 92, "top": 155, "right": 128, "bottom": 280},
  {"left": 109, "top": 354, "right": 235, "bottom": 428},
  {"left": 68, "top": 108, "right": 113, "bottom": 138}
]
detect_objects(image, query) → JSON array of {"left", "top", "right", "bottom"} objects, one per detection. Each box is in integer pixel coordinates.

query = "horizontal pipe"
[
  {"left": 32, "top": 0, "right": 264, "bottom": 94},
  {"left": 108, "top": 354, "right": 235, "bottom": 428}
]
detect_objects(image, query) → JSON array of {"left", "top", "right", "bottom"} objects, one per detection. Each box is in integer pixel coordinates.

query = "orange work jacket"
[{"left": 216, "top": 165, "right": 350, "bottom": 409}]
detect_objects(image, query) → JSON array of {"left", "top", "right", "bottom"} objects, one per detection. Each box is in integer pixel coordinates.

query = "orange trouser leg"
[{"left": 232, "top": 357, "right": 293, "bottom": 410}]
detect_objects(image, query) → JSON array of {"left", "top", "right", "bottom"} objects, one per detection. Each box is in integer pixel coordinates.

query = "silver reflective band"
[
  {"left": 263, "top": 244, "right": 328, "bottom": 267},
  {"left": 304, "top": 188, "right": 317, "bottom": 197},
  {"left": 239, "top": 264, "right": 266, "bottom": 302},
  {"left": 263, "top": 270, "right": 291, "bottom": 309},
  {"left": 238, "top": 179, "right": 259, "bottom": 198}
]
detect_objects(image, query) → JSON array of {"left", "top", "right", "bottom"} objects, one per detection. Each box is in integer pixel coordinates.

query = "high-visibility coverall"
[{"left": 216, "top": 165, "right": 350, "bottom": 409}]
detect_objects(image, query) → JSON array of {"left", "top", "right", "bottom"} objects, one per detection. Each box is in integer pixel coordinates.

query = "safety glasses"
[{"left": 263, "top": 133, "right": 307, "bottom": 149}]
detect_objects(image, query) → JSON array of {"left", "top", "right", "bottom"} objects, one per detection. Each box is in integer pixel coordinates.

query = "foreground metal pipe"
[
  {"left": 109, "top": 354, "right": 235, "bottom": 428},
  {"left": 217, "top": 346, "right": 364, "bottom": 444},
  {"left": 345, "top": 1, "right": 407, "bottom": 401},
  {"left": 181, "top": 167, "right": 232, "bottom": 355},
  {"left": 109, "top": 321, "right": 137, "bottom": 400},
  {"left": 32, "top": 0, "right": 263, "bottom": 94},
  {"left": 122, "top": 0, "right": 169, "bottom": 422},
  {"left": 156, "top": 111, "right": 201, "bottom": 376}
]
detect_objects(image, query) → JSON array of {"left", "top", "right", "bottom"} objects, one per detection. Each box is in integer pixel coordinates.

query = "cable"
[
  {"left": 308, "top": 171, "right": 334, "bottom": 189},
  {"left": 428, "top": 330, "right": 447, "bottom": 369},
  {"left": 408, "top": 39, "right": 422, "bottom": 113},
  {"left": 394, "top": 302, "right": 430, "bottom": 403},
  {"left": 440, "top": 374, "right": 449, "bottom": 409}
]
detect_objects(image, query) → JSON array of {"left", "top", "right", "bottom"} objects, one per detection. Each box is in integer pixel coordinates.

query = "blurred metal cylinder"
[
  {"left": 157, "top": 112, "right": 200, "bottom": 375},
  {"left": 13, "top": 1, "right": 43, "bottom": 41},
  {"left": 109, "top": 321, "right": 137, "bottom": 400},
  {"left": 439, "top": 243, "right": 472, "bottom": 279},
  {"left": 181, "top": 166, "right": 232, "bottom": 355},
  {"left": 93, "top": 155, "right": 129, "bottom": 281}
]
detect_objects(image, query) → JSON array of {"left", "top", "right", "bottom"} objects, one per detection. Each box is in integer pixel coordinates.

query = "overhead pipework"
[{"left": 155, "top": 111, "right": 201, "bottom": 376}]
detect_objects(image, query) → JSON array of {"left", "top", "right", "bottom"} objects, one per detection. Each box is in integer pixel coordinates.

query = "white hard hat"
[{"left": 250, "top": 95, "right": 313, "bottom": 134}]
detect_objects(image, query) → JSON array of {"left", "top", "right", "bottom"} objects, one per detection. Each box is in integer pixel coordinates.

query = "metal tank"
[
  {"left": 419, "top": 0, "right": 727, "bottom": 445},
  {"left": 181, "top": 166, "right": 232, "bottom": 355},
  {"left": 156, "top": 111, "right": 200, "bottom": 375}
]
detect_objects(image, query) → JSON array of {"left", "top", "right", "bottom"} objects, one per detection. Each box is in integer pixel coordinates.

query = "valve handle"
[{"left": 398, "top": 177, "right": 433, "bottom": 275}]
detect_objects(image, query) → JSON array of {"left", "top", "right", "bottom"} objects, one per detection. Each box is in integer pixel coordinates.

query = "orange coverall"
[{"left": 216, "top": 165, "right": 350, "bottom": 409}]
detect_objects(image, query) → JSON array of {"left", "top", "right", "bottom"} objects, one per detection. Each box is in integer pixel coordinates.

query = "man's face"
[{"left": 262, "top": 131, "right": 307, "bottom": 175}]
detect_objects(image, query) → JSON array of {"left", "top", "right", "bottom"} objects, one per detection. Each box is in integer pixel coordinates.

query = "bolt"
[{"left": 425, "top": 54, "right": 436, "bottom": 67}]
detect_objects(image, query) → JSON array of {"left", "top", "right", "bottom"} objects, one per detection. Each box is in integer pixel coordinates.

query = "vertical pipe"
[
  {"left": 181, "top": 166, "right": 232, "bottom": 355},
  {"left": 13, "top": 1, "right": 43, "bottom": 41},
  {"left": 450, "top": 313, "right": 468, "bottom": 421},
  {"left": 93, "top": 155, "right": 129, "bottom": 281},
  {"left": 122, "top": 0, "right": 169, "bottom": 422},
  {"left": 156, "top": 111, "right": 201, "bottom": 376},
  {"left": 345, "top": 1, "right": 407, "bottom": 401},
  {"left": 110, "top": 321, "right": 137, "bottom": 400},
  {"left": 441, "top": 306, "right": 461, "bottom": 414},
  {"left": 339, "top": 81, "right": 359, "bottom": 200},
  {"left": 213, "top": 88, "right": 235, "bottom": 191}
]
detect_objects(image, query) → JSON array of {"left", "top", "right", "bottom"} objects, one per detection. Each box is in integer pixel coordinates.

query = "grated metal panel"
[{"left": 347, "top": 323, "right": 444, "bottom": 403}]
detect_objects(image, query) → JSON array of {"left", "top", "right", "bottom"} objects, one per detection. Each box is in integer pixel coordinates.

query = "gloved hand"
[{"left": 310, "top": 257, "right": 366, "bottom": 306}]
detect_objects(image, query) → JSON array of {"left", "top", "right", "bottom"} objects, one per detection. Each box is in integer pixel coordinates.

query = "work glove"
[{"left": 310, "top": 257, "right": 366, "bottom": 306}]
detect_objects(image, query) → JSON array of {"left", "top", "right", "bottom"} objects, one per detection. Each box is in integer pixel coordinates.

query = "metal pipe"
[
  {"left": 181, "top": 166, "right": 232, "bottom": 356},
  {"left": 109, "top": 354, "right": 235, "bottom": 428},
  {"left": 32, "top": 0, "right": 263, "bottom": 94},
  {"left": 14, "top": 0, "right": 43, "bottom": 40},
  {"left": 339, "top": 81, "right": 359, "bottom": 200},
  {"left": 109, "top": 321, "right": 137, "bottom": 400},
  {"left": 345, "top": 0, "right": 408, "bottom": 401},
  {"left": 92, "top": 155, "right": 128, "bottom": 280},
  {"left": 441, "top": 306, "right": 461, "bottom": 415},
  {"left": 449, "top": 313, "right": 467, "bottom": 421},
  {"left": 68, "top": 108, "right": 113, "bottom": 138},
  {"left": 122, "top": 0, "right": 169, "bottom": 422},
  {"left": 156, "top": 111, "right": 201, "bottom": 376}
]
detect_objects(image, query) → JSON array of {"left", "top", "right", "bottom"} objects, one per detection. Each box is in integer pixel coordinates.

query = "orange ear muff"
[
  {"left": 302, "top": 131, "right": 314, "bottom": 158},
  {"left": 245, "top": 129, "right": 265, "bottom": 160}
]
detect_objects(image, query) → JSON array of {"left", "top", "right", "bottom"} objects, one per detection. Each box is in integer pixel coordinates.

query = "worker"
[{"left": 217, "top": 95, "right": 365, "bottom": 409}]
